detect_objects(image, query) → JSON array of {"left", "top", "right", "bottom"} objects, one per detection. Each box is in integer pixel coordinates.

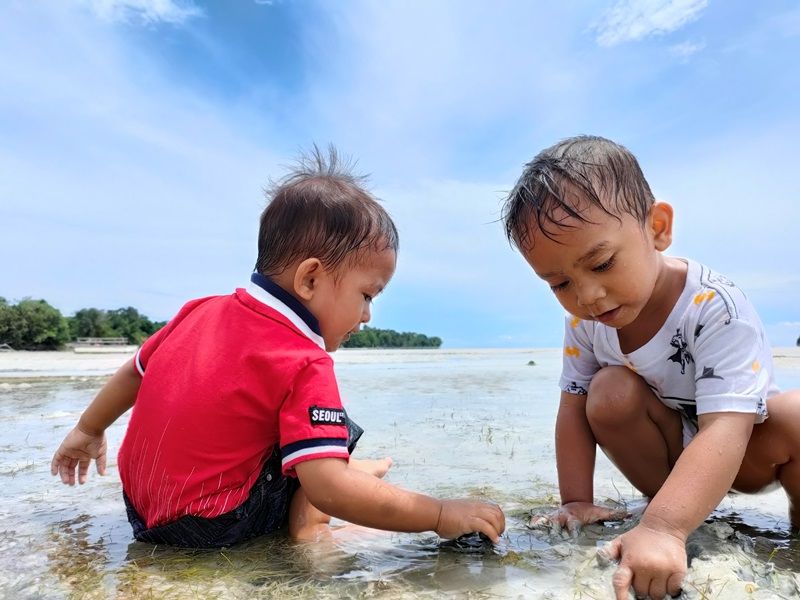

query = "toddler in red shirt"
[{"left": 51, "top": 148, "right": 504, "bottom": 548}]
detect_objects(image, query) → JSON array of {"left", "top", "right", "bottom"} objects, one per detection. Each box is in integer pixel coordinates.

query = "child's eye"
[
  {"left": 592, "top": 257, "right": 615, "bottom": 273},
  {"left": 363, "top": 294, "right": 373, "bottom": 303},
  {"left": 550, "top": 281, "right": 569, "bottom": 293}
]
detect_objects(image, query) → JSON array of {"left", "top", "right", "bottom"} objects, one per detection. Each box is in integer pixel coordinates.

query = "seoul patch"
[{"left": 309, "top": 406, "right": 347, "bottom": 427}]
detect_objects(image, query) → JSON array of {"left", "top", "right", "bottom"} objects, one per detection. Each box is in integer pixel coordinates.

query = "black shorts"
[{"left": 124, "top": 416, "right": 364, "bottom": 548}]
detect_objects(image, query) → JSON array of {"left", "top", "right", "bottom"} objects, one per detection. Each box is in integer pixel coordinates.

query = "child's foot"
[{"left": 350, "top": 457, "right": 393, "bottom": 478}]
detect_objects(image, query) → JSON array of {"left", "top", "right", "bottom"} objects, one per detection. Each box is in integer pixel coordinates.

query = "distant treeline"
[
  {"left": 0, "top": 298, "right": 165, "bottom": 351},
  {"left": 0, "top": 298, "right": 441, "bottom": 351},
  {"left": 342, "top": 326, "right": 442, "bottom": 348}
]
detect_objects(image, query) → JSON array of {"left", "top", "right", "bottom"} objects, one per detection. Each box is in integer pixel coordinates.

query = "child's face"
[
  {"left": 310, "top": 247, "right": 396, "bottom": 352},
  {"left": 519, "top": 202, "right": 671, "bottom": 331}
]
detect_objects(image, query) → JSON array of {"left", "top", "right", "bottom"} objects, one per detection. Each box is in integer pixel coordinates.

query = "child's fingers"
[
  {"left": 479, "top": 504, "right": 505, "bottom": 542},
  {"left": 666, "top": 572, "right": 684, "bottom": 598},
  {"left": 565, "top": 516, "right": 582, "bottom": 537},
  {"left": 601, "top": 506, "right": 628, "bottom": 521},
  {"left": 78, "top": 459, "right": 90, "bottom": 484},
  {"left": 472, "top": 517, "right": 500, "bottom": 543},
  {"left": 66, "top": 461, "right": 76, "bottom": 486},
  {"left": 96, "top": 452, "right": 107, "bottom": 476},
  {"left": 599, "top": 537, "right": 622, "bottom": 562},
  {"left": 51, "top": 446, "right": 75, "bottom": 484},
  {"left": 612, "top": 563, "right": 634, "bottom": 600},
  {"left": 484, "top": 502, "right": 505, "bottom": 534},
  {"left": 527, "top": 514, "right": 550, "bottom": 528},
  {"left": 50, "top": 452, "right": 61, "bottom": 476},
  {"left": 59, "top": 459, "right": 75, "bottom": 485}
]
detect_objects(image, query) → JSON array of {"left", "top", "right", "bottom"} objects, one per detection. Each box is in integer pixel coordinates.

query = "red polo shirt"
[{"left": 117, "top": 274, "right": 350, "bottom": 529}]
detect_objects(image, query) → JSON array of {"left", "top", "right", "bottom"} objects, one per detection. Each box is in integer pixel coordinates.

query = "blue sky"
[{"left": 2, "top": 0, "right": 798, "bottom": 347}]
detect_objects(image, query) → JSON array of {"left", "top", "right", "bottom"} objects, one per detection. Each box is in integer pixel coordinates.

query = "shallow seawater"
[{"left": 1, "top": 349, "right": 800, "bottom": 599}]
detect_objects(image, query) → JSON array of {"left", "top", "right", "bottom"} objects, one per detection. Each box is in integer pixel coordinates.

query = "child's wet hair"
[
  {"left": 502, "top": 135, "right": 655, "bottom": 250},
  {"left": 255, "top": 145, "right": 398, "bottom": 277}
]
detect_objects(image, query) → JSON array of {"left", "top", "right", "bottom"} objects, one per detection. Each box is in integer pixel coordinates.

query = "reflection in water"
[{"left": 2, "top": 350, "right": 800, "bottom": 598}]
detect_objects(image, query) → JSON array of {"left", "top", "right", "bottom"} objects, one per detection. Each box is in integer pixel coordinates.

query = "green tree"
[
  {"left": 70, "top": 308, "right": 113, "bottom": 339},
  {"left": 343, "top": 326, "right": 442, "bottom": 348},
  {"left": 3, "top": 299, "right": 70, "bottom": 350},
  {"left": 0, "top": 297, "right": 26, "bottom": 349},
  {"left": 68, "top": 306, "right": 165, "bottom": 344},
  {"left": 107, "top": 306, "right": 164, "bottom": 344}
]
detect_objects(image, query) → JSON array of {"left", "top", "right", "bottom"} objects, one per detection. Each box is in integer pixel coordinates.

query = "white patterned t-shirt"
[{"left": 559, "top": 259, "right": 778, "bottom": 441}]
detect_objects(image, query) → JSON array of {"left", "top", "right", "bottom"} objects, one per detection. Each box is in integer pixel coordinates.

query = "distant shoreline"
[
  {"left": 1, "top": 347, "right": 798, "bottom": 380},
  {"left": 772, "top": 346, "right": 800, "bottom": 368}
]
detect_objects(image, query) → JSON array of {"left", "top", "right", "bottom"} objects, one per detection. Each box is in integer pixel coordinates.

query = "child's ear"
[
  {"left": 293, "top": 258, "right": 323, "bottom": 301},
  {"left": 649, "top": 201, "right": 674, "bottom": 251}
]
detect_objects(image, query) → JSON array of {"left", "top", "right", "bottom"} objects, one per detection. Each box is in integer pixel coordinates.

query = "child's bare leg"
[
  {"left": 288, "top": 457, "right": 393, "bottom": 541},
  {"left": 586, "top": 366, "right": 683, "bottom": 498},
  {"left": 288, "top": 487, "right": 333, "bottom": 542},
  {"left": 349, "top": 456, "right": 393, "bottom": 478},
  {"left": 734, "top": 390, "right": 800, "bottom": 526}
]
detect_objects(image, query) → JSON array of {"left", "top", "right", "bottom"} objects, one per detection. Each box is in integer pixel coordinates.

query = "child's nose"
[
  {"left": 362, "top": 304, "right": 372, "bottom": 323},
  {"left": 576, "top": 281, "right": 605, "bottom": 307}
]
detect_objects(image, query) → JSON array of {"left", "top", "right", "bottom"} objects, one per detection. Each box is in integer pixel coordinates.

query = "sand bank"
[
  {"left": 773, "top": 346, "right": 800, "bottom": 368},
  {"left": 0, "top": 350, "right": 135, "bottom": 378}
]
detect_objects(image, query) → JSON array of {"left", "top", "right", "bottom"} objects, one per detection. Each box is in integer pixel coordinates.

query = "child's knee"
[
  {"left": 586, "top": 366, "right": 646, "bottom": 427},
  {"left": 769, "top": 389, "right": 800, "bottom": 417},
  {"left": 763, "top": 390, "right": 800, "bottom": 447}
]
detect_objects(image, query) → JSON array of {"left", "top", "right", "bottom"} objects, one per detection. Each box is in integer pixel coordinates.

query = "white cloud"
[
  {"left": 595, "top": 0, "right": 708, "bottom": 46},
  {"left": 79, "top": 0, "right": 202, "bottom": 24},
  {"left": 301, "top": 2, "right": 596, "bottom": 181},
  {"left": 669, "top": 39, "right": 706, "bottom": 59},
  {"left": 0, "top": 3, "right": 280, "bottom": 319}
]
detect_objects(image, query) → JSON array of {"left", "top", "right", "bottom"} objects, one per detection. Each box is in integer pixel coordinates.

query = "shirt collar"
[{"left": 246, "top": 272, "right": 325, "bottom": 349}]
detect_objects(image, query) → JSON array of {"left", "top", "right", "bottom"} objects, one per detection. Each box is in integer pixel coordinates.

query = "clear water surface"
[{"left": 2, "top": 348, "right": 800, "bottom": 599}]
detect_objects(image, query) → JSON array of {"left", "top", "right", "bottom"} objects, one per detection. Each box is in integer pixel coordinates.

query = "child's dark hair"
[
  {"left": 502, "top": 135, "right": 655, "bottom": 250},
  {"left": 255, "top": 145, "right": 398, "bottom": 277}
]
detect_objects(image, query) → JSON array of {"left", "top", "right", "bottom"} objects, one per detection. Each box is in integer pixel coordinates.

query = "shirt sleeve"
[
  {"left": 691, "top": 297, "right": 771, "bottom": 421},
  {"left": 558, "top": 315, "right": 600, "bottom": 395},
  {"left": 279, "top": 357, "right": 350, "bottom": 476},
  {"left": 133, "top": 297, "right": 214, "bottom": 376}
]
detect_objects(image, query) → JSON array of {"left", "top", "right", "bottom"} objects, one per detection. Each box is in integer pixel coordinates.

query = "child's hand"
[
  {"left": 435, "top": 499, "right": 505, "bottom": 543},
  {"left": 531, "top": 501, "right": 627, "bottom": 535},
  {"left": 600, "top": 523, "right": 686, "bottom": 600},
  {"left": 51, "top": 426, "right": 108, "bottom": 485}
]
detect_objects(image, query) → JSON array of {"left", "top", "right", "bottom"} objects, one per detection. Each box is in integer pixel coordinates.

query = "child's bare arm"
[
  {"left": 606, "top": 411, "right": 755, "bottom": 600},
  {"left": 545, "top": 392, "right": 626, "bottom": 527},
  {"left": 294, "top": 458, "right": 505, "bottom": 542},
  {"left": 556, "top": 391, "right": 596, "bottom": 503},
  {"left": 51, "top": 359, "right": 141, "bottom": 485}
]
